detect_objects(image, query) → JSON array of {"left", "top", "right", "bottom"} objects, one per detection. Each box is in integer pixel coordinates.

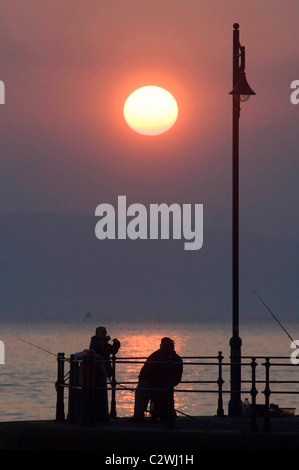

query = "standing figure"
[
  {"left": 131, "top": 337, "right": 183, "bottom": 423},
  {"left": 89, "top": 326, "right": 121, "bottom": 379}
]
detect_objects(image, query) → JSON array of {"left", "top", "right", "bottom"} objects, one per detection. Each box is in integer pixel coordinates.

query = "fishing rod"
[
  {"left": 112, "top": 381, "right": 198, "bottom": 420},
  {"left": 174, "top": 409, "right": 198, "bottom": 421},
  {"left": 17, "top": 338, "right": 58, "bottom": 357},
  {"left": 246, "top": 281, "right": 295, "bottom": 343}
]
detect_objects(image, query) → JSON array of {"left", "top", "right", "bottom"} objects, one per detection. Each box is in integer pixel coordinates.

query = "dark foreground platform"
[{"left": 1, "top": 416, "right": 299, "bottom": 451}]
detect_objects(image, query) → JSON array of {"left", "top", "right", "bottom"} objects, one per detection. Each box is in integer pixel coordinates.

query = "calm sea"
[{"left": 0, "top": 316, "right": 298, "bottom": 421}]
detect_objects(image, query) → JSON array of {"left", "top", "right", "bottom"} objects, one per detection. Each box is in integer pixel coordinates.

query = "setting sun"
[{"left": 123, "top": 86, "right": 178, "bottom": 136}]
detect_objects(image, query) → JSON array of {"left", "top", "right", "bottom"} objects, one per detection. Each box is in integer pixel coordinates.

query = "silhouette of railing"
[
  {"left": 55, "top": 352, "right": 299, "bottom": 431},
  {"left": 109, "top": 352, "right": 225, "bottom": 427},
  {"left": 242, "top": 356, "right": 299, "bottom": 432}
]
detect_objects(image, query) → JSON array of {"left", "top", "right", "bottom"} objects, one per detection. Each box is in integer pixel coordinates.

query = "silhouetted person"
[
  {"left": 131, "top": 337, "right": 183, "bottom": 422},
  {"left": 89, "top": 326, "right": 120, "bottom": 379}
]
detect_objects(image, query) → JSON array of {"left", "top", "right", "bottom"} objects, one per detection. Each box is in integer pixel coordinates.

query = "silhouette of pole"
[
  {"left": 228, "top": 23, "right": 255, "bottom": 416},
  {"left": 229, "top": 23, "right": 243, "bottom": 416}
]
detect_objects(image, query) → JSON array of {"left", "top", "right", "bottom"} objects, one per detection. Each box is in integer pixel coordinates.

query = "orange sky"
[{"left": 0, "top": 0, "right": 299, "bottom": 238}]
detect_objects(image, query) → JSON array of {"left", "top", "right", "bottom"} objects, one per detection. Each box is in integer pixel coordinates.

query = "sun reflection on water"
[{"left": 1, "top": 319, "right": 298, "bottom": 421}]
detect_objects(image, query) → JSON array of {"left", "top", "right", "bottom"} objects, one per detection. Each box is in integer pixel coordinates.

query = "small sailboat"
[{"left": 85, "top": 310, "right": 92, "bottom": 319}]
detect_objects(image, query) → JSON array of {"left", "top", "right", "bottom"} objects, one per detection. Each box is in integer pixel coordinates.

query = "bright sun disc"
[{"left": 123, "top": 86, "right": 178, "bottom": 136}]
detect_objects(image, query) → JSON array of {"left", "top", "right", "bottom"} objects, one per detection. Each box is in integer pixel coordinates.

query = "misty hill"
[{"left": 0, "top": 211, "right": 298, "bottom": 323}]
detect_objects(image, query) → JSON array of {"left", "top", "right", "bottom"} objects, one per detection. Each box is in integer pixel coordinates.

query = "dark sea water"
[{"left": 0, "top": 316, "right": 298, "bottom": 421}]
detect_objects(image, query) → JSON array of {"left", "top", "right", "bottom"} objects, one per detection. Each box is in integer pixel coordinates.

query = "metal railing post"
[
  {"left": 68, "top": 354, "right": 75, "bottom": 424},
  {"left": 110, "top": 354, "right": 117, "bottom": 419},
  {"left": 55, "top": 352, "right": 65, "bottom": 422},
  {"left": 263, "top": 357, "right": 271, "bottom": 432},
  {"left": 250, "top": 357, "right": 258, "bottom": 431},
  {"left": 89, "top": 354, "right": 95, "bottom": 426},
  {"left": 82, "top": 355, "right": 95, "bottom": 426},
  {"left": 166, "top": 356, "right": 175, "bottom": 429},
  {"left": 81, "top": 355, "right": 87, "bottom": 425},
  {"left": 217, "top": 351, "right": 224, "bottom": 417}
]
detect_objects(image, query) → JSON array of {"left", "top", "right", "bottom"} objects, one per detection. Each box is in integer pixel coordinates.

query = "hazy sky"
[{"left": 1, "top": 0, "right": 299, "bottom": 240}]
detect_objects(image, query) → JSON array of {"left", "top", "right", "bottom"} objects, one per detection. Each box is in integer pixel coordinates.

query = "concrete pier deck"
[{"left": 1, "top": 415, "right": 299, "bottom": 451}]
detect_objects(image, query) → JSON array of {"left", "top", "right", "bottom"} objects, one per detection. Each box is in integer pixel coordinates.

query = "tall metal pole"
[{"left": 228, "top": 23, "right": 242, "bottom": 417}]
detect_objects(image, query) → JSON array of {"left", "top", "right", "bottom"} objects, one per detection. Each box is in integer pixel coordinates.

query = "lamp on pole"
[{"left": 228, "top": 23, "right": 255, "bottom": 417}]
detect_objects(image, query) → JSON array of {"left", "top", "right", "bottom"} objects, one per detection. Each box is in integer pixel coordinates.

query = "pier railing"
[
  {"left": 55, "top": 352, "right": 298, "bottom": 431},
  {"left": 242, "top": 356, "right": 299, "bottom": 431}
]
